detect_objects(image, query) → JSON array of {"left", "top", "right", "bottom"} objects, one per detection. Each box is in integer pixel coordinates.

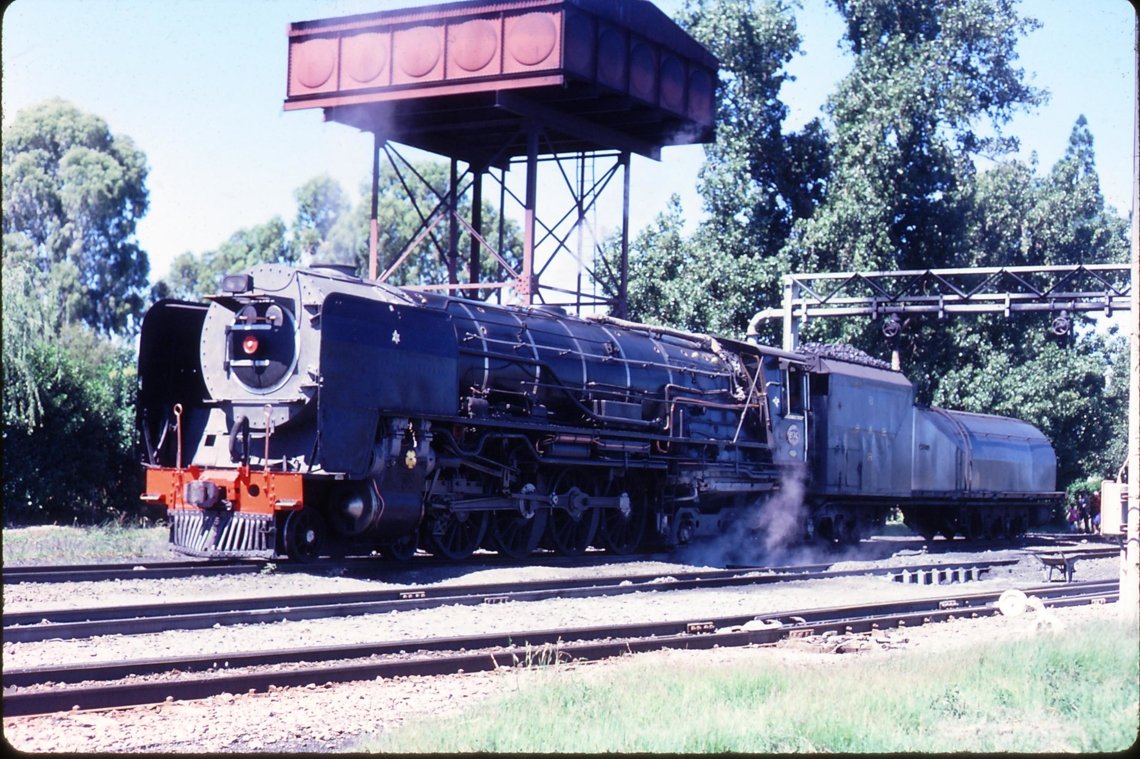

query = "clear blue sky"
[{"left": 3, "top": 0, "right": 1135, "bottom": 286}]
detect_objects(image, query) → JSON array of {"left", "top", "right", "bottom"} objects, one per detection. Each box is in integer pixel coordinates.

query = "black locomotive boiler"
[{"left": 137, "top": 263, "right": 1060, "bottom": 560}]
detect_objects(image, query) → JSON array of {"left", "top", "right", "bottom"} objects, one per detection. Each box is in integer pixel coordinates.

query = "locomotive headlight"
[{"left": 228, "top": 300, "right": 298, "bottom": 392}]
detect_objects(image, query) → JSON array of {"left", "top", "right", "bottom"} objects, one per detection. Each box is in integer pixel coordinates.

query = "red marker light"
[{"left": 242, "top": 335, "right": 260, "bottom": 355}]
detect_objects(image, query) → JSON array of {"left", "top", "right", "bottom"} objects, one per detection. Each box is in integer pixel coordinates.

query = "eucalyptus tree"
[
  {"left": 2, "top": 98, "right": 151, "bottom": 334},
  {"left": 2, "top": 99, "right": 150, "bottom": 521},
  {"left": 291, "top": 174, "right": 349, "bottom": 264},
  {"left": 620, "top": 195, "right": 769, "bottom": 335}
]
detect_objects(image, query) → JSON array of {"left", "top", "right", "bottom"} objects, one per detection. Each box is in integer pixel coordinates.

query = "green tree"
[
  {"left": 2, "top": 239, "right": 59, "bottom": 432},
  {"left": 961, "top": 118, "right": 1128, "bottom": 270},
  {"left": 615, "top": 195, "right": 769, "bottom": 336},
  {"left": 2, "top": 244, "right": 142, "bottom": 524},
  {"left": 291, "top": 174, "right": 348, "bottom": 263},
  {"left": 1024, "top": 116, "right": 1129, "bottom": 266},
  {"left": 161, "top": 217, "right": 292, "bottom": 300},
  {"left": 681, "top": 0, "right": 829, "bottom": 255},
  {"left": 2, "top": 323, "right": 141, "bottom": 524},
  {"left": 614, "top": 0, "right": 826, "bottom": 336},
  {"left": 789, "top": 0, "right": 1045, "bottom": 273},
  {"left": 2, "top": 99, "right": 150, "bottom": 334},
  {"left": 2, "top": 101, "right": 150, "bottom": 524}
]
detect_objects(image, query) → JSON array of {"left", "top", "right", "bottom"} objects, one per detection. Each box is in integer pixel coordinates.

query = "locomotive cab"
[{"left": 760, "top": 355, "right": 810, "bottom": 468}]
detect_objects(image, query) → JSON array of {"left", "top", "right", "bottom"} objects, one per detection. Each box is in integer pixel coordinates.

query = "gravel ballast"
[{"left": 3, "top": 543, "right": 1127, "bottom": 753}]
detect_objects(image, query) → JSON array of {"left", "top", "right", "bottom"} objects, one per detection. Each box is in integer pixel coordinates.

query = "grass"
[
  {"left": 1, "top": 523, "right": 171, "bottom": 565},
  {"left": 361, "top": 616, "right": 1139, "bottom": 753}
]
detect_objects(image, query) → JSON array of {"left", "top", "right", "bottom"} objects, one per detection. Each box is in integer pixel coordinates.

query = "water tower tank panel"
[{"left": 284, "top": 0, "right": 718, "bottom": 161}]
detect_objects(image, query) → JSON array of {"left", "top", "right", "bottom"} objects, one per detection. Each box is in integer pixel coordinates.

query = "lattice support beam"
[{"left": 751, "top": 264, "right": 1132, "bottom": 351}]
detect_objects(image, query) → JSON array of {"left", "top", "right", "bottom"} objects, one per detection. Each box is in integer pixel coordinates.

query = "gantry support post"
[
  {"left": 1122, "top": 9, "right": 1140, "bottom": 619},
  {"left": 782, "top": 278, "right": 799, "bottom": 351}
]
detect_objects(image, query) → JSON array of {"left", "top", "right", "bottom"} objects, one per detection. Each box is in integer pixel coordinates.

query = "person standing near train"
[{"left": 1078, "top": 492, "right": 1091, "bottom": 533}]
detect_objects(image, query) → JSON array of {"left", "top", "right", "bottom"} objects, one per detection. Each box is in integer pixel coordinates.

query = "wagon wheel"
[
  {"left": 488, "top": 508, "right": 549, "bottom": 559},
  {"left": 836, "top": 514, "right": 860, "bottom": 546},
  {"left": 423, "top": 511, "right": 488, "bottom": 561},
  {"left": 378, "top": 531, "right": 418, "bottom": 562},
  {"left": 283, "top": 508, "right": 325, "bottom": 562},
  {"left": 597, "top": 488, "right": 646, "bottom": 555},
  {"left": 964, "top": 512, "right": 984, "bottom": 541},
  {"left": 909, "top": 515, "right": 937, "bottom": 543},
  {"left": 1008, "top": 514, "right": 1026, "bottom": 540},
  {"left": 985, "top": 514, "right": 1006, "bottom": 541}
]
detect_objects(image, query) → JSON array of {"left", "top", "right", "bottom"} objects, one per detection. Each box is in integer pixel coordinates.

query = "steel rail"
[
  {"left": 2, "top": 559, "right": 1018, "bottom": 643},
  {"left": 6, "top": 532, "right": 1104, "bottom": 585},
  {"left": 0, "top": 549, "right": 679, "bottom": 585},
  {"left": 1, "top": 559, "right": 262, "bottom": 585},
  {"left": 2, "top": 580, "right": 1116, "bottom": 717}
]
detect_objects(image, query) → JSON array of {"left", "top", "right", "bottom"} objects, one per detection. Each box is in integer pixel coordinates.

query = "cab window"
[{"left": 787, "top": 367, "right": 806, "bottom": 415}]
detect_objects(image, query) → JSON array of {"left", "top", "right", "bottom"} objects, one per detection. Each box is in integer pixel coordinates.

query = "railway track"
[
  {"left": 1, "top": 558, "right": 261, "bottom": 585},
  {"left": 0, "top": 550, "right": 677, "bottom": 585},
  {"left": 2, "top": 558, "right": 1019, "bottom": 643},
  {"left": 2, "top": 579, "right": 1117, "bottom": 718},
  {"left": 3, "top": 531, "right": 1108, "bottom": 585}
]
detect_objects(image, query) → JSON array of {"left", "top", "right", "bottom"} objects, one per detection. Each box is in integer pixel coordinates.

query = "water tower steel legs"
[
  {"left": 369, "top": 131, "right": 381, "bottom": 282},
  {"left": 618, "top": 150, "right": 630, "bottom": 319},
  {"left": 447, "top": 158, "right": 460, "bottom": 295},
  {"left": 365, "top": 129, "right": 631, "bottom": 315},
  {"left": 469, "top": 168, "right": 483, "bottom": 298},
  {"left": 519, "top": 125, "right": 539, "bottom": 305}
]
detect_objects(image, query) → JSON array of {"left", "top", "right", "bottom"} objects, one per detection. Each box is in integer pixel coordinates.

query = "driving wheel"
[
  {"left": 598, "top": 495, "right": 645, "bottom": 555},
  {"left": 488, "top": 508, "right": 549, "bottom": 559},
  {"left": 423, "top": 511, "right": 489, "bottom": 560}
]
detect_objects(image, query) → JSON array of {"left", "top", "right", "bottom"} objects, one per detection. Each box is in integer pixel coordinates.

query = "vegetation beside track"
[
  {"left": 1, "top": 524, "right": 170, "bottom": 565},
  {"left": 363, "top": 616, "right": 1138, "bottom": 753}
]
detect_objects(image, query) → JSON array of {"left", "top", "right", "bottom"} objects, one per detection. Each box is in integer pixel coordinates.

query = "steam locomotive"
[{"left": 137, "top": 263, "right": 1060, "bottom": 561}]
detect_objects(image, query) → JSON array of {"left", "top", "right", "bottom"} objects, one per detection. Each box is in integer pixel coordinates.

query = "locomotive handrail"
[
  {"left": 173, "top": 403, "right": 183, "bottom": 470},
  {"left": 585, "top": 312, "right": 714, "bottom": 350}
]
